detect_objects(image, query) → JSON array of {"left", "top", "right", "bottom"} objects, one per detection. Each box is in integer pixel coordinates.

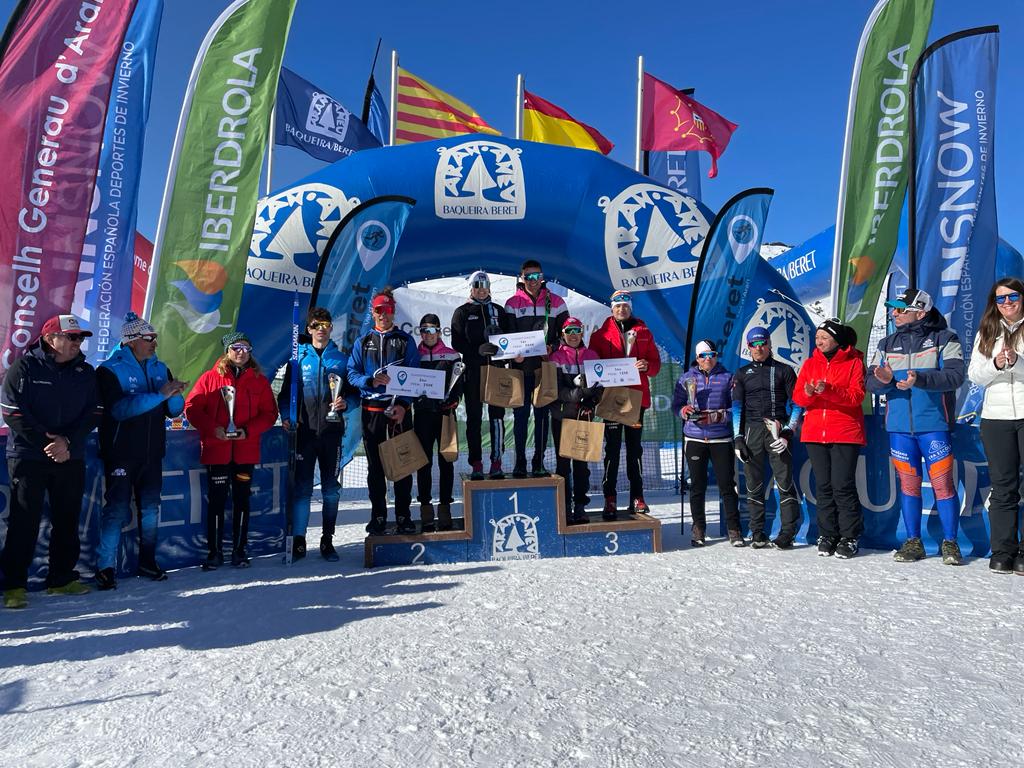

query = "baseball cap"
[
  {"left": 40, "top": 314, "right": 92, "bottom": 338},
  {"left": 885, "top": 289, "right": 933, "bottom": 313},
  {"left": 371, "top": 294, "right": 396, "bottom": 313},
  {"left": 746, "top": 326, "right": 770, "bottom": 345}
]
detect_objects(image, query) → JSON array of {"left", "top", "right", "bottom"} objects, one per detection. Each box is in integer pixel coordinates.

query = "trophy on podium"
[
  {"left": 326, "top": 373, "right": 342, "bottom": 422},
  {"left": 220, "top": 385, "right": 241, "bottom": 438},
  {"left": 685, "top": 378, "right": 701, "bottom": 421}
]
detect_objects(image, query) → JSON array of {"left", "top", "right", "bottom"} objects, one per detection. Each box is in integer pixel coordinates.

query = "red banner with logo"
[{"left": 0, "top": 0, "right": 138, "bottom": 373}]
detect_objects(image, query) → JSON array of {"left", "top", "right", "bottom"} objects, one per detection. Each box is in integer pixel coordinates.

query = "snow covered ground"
[{"left": 1, "top": 494, "right": 1022, "bottom": 768}]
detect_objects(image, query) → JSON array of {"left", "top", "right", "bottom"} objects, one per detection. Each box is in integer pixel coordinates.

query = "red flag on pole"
[{"left": 641, "top": 72, "right": 738, "bottom": 177}]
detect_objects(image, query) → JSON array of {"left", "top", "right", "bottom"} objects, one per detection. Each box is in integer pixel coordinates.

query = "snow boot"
[
  {"left": 772, "top": 534, "right": 795, "bottom": 550},
  {"left": 469, "top": 461, "right": 485, "bottom": 481},
  {"left": 437, "top": 503, "right": 453, "bottom": 531},
  {"left": 46, "top": 580, "right": 91, "bottom": 596},
  {"left": 750, "top": 532, "right": 770, "bottom": 549},
  {"left": 602, "top": 496, "right": 617, "bottom": 521},
  {"left": 365, "top": 517, "right": 387, "bottom": 536},
  {"left": 231, "top": 548, "right": 250, "bottom": 568},
  {"left": 396, "top": 516, "right": 417, "bottom": 535},
  {"left": 570, "top": 505, "right": 590, "bottom": 525},
  {"left": 894, "top": 537, "right": 926, "bottom": 562},
  {"left": 320, "top": 536, "right": 340, "bottom": 562},
  {"left": 834, "top": 538, "right": 859, "bottom": 560},
  {"left": 292, "top": 536, "right": 307, "bottom": 562},
  {"left": 138, "top": 562, "right": 168, "bottom": 582},
  {"left": 989, "top": 554, "right": 1013, "bottom": 573},
  {"left": 488, "top": 461, "right": 505, "bottom": 480},
  {"left": 691, "top": 523, "right": 706, "bottom": 547},
  {"left": 420, "top": 503, "right": 436, "bottom": 533},
  {"left": 728, "top": 529, "right": 747, "bottom": 548},
  {"left": 95, "top": 567, "right": 117, "bottom": 591},
  {"left": 940, "top": 539, "right": 963, "bottom": 566},
  {"left": 201, "top": 550, "right": 223, "bottom": 571},
  {"left": 631, "top": 498, "right": 650, "bottom": 516},
  {"left": 3, "top": 588, "right": 28, "bottom": 609}
]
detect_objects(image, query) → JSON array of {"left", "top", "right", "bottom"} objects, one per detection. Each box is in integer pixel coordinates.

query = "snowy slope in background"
[{"left": 1, "top": 497, "right": 1022, "bottom": 767}]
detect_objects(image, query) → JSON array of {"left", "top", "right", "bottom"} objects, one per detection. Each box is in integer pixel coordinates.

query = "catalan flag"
[
  {"left": 395, "top": 67, "right": 499, "bottom": 143},
  {"left": 523, "top": 90, "right": 613, "bottom": 155}
]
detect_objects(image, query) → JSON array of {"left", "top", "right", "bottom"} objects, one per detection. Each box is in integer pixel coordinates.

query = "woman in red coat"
[
  {"left": 588, "top": 290, "right": 661, "bottom": 519},
  {"left": 185, "top": 332, "right": 278, "bottom": 570},
  {"left": 793, "top": 319, "right": 866, "bottom": 560}
]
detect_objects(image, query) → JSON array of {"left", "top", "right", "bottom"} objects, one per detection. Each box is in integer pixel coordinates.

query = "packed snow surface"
[{"left": 1, "top": 495, "right": 1022, "bottom": 768}]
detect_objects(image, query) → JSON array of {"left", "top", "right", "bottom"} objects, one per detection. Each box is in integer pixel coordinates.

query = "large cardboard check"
[
  {"left": 385, "top": 366, "right": 446, "bottom": 399},
  {"left": 488, "top": 330, "right": 547, "bottom": 360},
  {"left": 583, "top": 357, "right": 641, "bottom": 387}
]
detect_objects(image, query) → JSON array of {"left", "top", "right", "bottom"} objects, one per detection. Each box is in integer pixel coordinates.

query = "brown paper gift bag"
[
  {"left": 379, "top": 427, "right": 429, "bottom": 481},
  {"left": 595, "top": 387, "right": 642, "bottom": 426},
  {"left": 440, "top": 413, "right": 459, "bottom": 462},
  {"left": 532, "top": 361, "right": 558, "bottom": 408},
  {"left": 558, "top": 418, "right": 604, "bottom": 463},
  {"left": 483, "top": 366, "right": 525, "bottom": 408}
]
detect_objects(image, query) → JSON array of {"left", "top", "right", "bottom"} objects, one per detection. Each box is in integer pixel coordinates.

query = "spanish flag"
[
  {"left": 523, "top": 90, "right": 613, "bottom": 155},
  {"left": 395, "top": 67, "right": 500, "bottom": 144}
]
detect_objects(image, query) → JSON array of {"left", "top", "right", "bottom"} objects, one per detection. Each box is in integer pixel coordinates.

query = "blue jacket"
[
  {"left": 1, "top": 339, "right": 101, "bottom": 461},
  {"left": 97, "top": 345, "right": 184, "bottom": 462},
  {"left": 672, "top": 363, "right": 734, "bottom": 441},
  {"left": 278, "top": 341, "right": 348, "bottom": 437},
  {"left": 347, "top": 326, "right": 421, "bottom": 405},
  {"left": 867, "top": 311, "right": 965, "bottom": 434}
]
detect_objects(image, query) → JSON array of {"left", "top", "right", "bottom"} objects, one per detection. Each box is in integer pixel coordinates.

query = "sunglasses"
[
  {"left": 228, "top": 344, "right": 252, "bottom": 353},
  {"left": 371, "top": 306, "right": 393, "bottom": 314},
  {"left": 471, "top": 280, "right": 490, "bottom": 289},
  {"left": 563, "top": 327, "right": 583, "bottom": 335},
  {"left": 995, "top": 292, "right": 1021, "bottom": 305},
  {"left": 308, "top": 321, "right": 332, "bottom": 331},
  {"left": 698, "top": 352, "right": 717, "bottom": 359},
  {"left": 891, "top": 306, "right": 920, "bottom": 314},
  {"left": 523, "top": 272, "right": 543, "bottom": 281},
  {"left": 419, "top": 326, "right": 439, "bottom": 334},
  {"left": 59, "top": 333, "right": 86, "bottom": 342},
  {"left": 748, "top": 340, "right": 768, "bottom": 348},
  {"left": 134, "top": 334, "right": 158, "bottom": 343}
]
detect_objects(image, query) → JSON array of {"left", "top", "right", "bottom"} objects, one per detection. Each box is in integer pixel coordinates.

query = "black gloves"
[
  {"left": 478, "top": 342, "right": 499, "bottom": 357},
  {"left": 733, "top": 436, "right": 750, "bottom": 463}
]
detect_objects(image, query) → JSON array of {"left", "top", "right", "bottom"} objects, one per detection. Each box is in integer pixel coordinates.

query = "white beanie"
[
  {"left": 469, "top": 270, "right": 490, "bottom": 287},
  {"left": 695, "top": 339, "right": 717, "bottom": 357},
  {"left": 121, "top": 312, "right": 156, "bottom": 342}
]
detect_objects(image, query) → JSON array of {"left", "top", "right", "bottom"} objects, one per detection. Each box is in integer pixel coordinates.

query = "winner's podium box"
[{"left": 364, "top": 476, "right": 661, "bottom": 567}]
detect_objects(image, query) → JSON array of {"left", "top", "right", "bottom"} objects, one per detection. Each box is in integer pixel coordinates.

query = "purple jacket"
[{"left": 672, "top": 363, "right": 734, "bottom": 441}]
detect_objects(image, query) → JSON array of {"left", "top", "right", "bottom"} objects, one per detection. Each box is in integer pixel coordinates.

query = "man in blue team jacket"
[{"left": 95, "top": 313, "right": 187, "bottom": 589}]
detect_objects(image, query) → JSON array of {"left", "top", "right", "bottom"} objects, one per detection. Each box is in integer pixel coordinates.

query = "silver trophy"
[
  {"left": 220, "top": 385, "right": 241, "bottom": 439},
  {"left": 625, "top": 328, "right": 637, "bottom": 356},
  {"left": 685, "top": 378, "right": 700, "bottom": 421},
  {"left": 326, "top": 373, "right": 342, "bottom": 422}
]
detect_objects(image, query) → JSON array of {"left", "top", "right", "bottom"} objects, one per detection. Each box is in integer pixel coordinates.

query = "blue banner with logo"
[
  {"left": 72, "top": 0, "right": 162, "bottom": 364},
  {"left": 367, "top": 81, "right": 388, "bottom": 146},
  {"left": 687, "top": 188, "right": 773, "bottom": 366},
  {"left": 647, "top": 150, "right": 702, "bottom": 199},
  {"left": 910, "top": 28, "right": 999, "bottom": 422},
  {"left": 734, "top": 259, "right": 816, "bottom": 374},
  {"left": 275, "top": 67, "right": 382, "bottom": 163}
]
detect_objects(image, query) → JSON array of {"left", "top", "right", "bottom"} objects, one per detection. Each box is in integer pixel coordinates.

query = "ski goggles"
[
  {"left": 523, "top": 271, "right": 543, "bottom": 281},
  {"left": 228, "top": 343, "right": 252, "bottom": 353},
  {"left": 471, "top": 279, "right": 490, "bottom": 289},
  {"left": 747, "top": 340, "right": 768, "bottom": 348},
  {"left": 419, "top": 326, "right": 440, "bottom": 334},
  {"left": 698, "top": 351, "right": 717, "bottom": 359},
  {"left": 995, "top": 292, "right": 1021, "bottom": 305},
  {"left": 562, "top": 327, "right": 583, "bottom": 335}
]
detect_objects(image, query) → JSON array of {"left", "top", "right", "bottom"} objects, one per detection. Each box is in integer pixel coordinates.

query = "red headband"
[{"left": 371, "top": 295, "right": 395, "bottom": 313}]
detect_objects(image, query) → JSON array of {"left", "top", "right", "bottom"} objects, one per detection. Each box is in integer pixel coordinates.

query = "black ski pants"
[
  {"left": 362, "top": 406, "right": 413, "bottom": 523},
  {"left": 551, "top": 417, "right": 592, "bottom": 513},
  {"left": 414, "top": 408, "right": 455, "bottom": 505},
  {"left": 512, "top": 372, "right": 550, "bottom": 472},
  {"left": 980, "top": 418, "right": 1024, "bottom": 558},
  {"left": 1, "top": 458, "right": 86, "bottom": 590},
  {"left": 462, "top": 363, "right": 505, "bottom": 466},
  {"left": 805, "top": 442, "right": 862, "bottom": 540},
  {"left": 742, "top": 420, "right": 801, "bottom": 537},
  {"left": 602, "top": 408, "right": 646, "bottom": 501},
  {"left": 685, "top": 439, "right": 740, "bottom": 532},
  {"left": 206, "top": 462, "right": 254, "bottom": 557}
]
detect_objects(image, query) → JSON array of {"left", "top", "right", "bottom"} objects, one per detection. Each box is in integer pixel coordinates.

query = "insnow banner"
[
  {"left": 147, "top": 0, "right": 297, "bottom": 385},
  {"left": 238, "top": 136, "right": 715, "bottom": 375},
  {"left": 274, "top": 66, "right": 381, "bottom": 163},
  {"left": 911, "top": 27, "right": 999, "bottom": 422},
  {"left": 687, "top": 188, "right": 773, "bottom": 364},
  {"left": 833, "top": 0, "right": 933, "bottom": 343},
  {"left": 647, "top": 151, "right": 701, "bottom": 200},
  {"left": 0, "top": 0, "right": 139, "bottom": 374},
  {"left": 73, "top": 0, "right": 163, "bottom": 364}
]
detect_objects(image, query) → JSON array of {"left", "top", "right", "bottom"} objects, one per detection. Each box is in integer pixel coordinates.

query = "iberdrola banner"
[
  {"left": 0, "top": 0, "right": 139, "bottom": 376},
  {"left": 686, "top": 188, "right": 773, "bottom": 368},
  {"left": 147, "top": 0, "right": 297, "bottom": 383},
  {"left": 833, "top": 0, "right": 933, "bottom": 345}
]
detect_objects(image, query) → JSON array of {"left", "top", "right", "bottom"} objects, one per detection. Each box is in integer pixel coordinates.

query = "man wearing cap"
[
  {"left": 731, "top": 326, "right": 803, "bottom": 549},
  {"left": 867, "top": 289, "right": 966, "bottom": 565},
  {"left": 503, "top": 260, "right": 569, "bottom": 478},
  {"left": 451, "top": 271, "right": 515, "bottom": 479},
  {"left": 1, "top": 315, "right": 102, "bottom": 608},
  {"left": 347, "top": 288, "right": 421, "bottom": 535},
  {"left": 95, "top": 312, "right": 188, "bottom": 589},
  {"left": 589, "top": 290, "right": 661, "bottom": 519}
]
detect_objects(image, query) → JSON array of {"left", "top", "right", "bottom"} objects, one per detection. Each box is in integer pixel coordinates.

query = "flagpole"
[
  {"left": 634, "top": 54, "right": 643, "bottom": 171},
  {"left": 265, "top": 107, "right": 275, "bottom": 197},
  {"left": 830, "top": 0, "right": 888, "bottom": 319},
  {"left": 515, "top": 74, "right": 524, "bottom": 140},
  {"left": 361, "top": 37, "right": 382, "bottom": 124},
  {"left": 389, "top": 49, "right": 398, "bottom": 146}
]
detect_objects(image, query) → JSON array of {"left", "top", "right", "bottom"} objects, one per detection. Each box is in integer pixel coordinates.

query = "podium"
[{"left": 364, "top": 476, "right": 662, "bottom": 567}]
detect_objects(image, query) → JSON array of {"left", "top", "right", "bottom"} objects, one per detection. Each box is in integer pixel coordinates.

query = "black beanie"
[{"left": 818, "top": 318, "right": 848, "bottom": 347}]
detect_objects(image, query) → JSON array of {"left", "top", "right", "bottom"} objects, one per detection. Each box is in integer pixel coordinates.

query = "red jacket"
[
  {"left": 588, "top": 316, "right": 661, "bottom": 408},
  {"left": 792, "top": 345, "right": 866, "bottom": 446},
  {"left": 185, "top": 364, "right": 279, "bottom": 465}
]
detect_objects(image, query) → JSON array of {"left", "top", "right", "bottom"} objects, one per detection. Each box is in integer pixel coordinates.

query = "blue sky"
[{"left": 3, "top": 0, "right": 1021, "bottom": 250}]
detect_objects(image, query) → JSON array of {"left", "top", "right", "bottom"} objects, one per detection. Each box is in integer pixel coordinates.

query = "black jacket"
[
  {"left": 1, "top": 340, "right": 101, "bottom": 461},
  {"left": 732, "top": 356, "right": 798, "bottom": 431},
  {"left": 450, "top": 299, "right": 514, "bottom": 367}
]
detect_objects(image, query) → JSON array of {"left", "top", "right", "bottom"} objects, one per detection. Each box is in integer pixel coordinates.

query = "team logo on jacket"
[
  {"left": 490, "top": 513, "right": 540, "bottom": 560},
  {"left": 247, "top": 183, "right": 360, "bottom": 293},
  {"left": 740, "top": 300, "right": 811, "bottom": 368},
  {"left": 598, "top": 184, "right": 709, "bottom": 292},
  {"left": 435, "top": 140, "right": 525, "bottom": 220},
  {"left": 306, "top": 92, "right": 350, "bottom": 141}
]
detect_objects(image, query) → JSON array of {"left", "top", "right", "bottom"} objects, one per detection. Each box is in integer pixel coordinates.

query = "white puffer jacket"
[{"left": 967, "top": 321, "right": 1024, "bottom": 420}]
